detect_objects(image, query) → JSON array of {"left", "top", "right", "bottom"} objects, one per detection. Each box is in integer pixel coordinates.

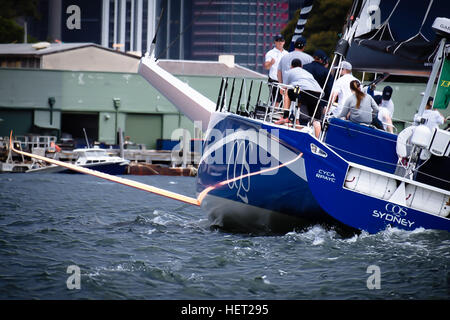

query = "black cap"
[
  {"left": 382, "top": 86, "right": 393, "bottom": 100},
  {"left": 313, "top": 49, "right": 328, "bottom": 62},
  {"left": 274, "top": 34, "right": 284, "bottom": 42},
  {"left": 294, "top": 36, "right": 306, "bottom": 49}
]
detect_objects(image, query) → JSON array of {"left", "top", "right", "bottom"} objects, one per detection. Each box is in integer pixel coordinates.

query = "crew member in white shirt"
[
  {"left": 264, "top": 34, "right": 288, "bottom": 105},
  {"left": 328, "top": 61, "right": 358, "bottom": 116},
  {"left": 414, "top": 96, "right": 445, "bottom": 130},
  {"left": 380, "top": 85, "right": 395, "bottom": 117}
]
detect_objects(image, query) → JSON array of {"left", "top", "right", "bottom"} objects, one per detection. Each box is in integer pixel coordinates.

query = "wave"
[{"left": 282, "top": 224, "right": 450, "bottom": 250}]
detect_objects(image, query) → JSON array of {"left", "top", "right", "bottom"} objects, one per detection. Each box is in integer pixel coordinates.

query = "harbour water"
[{"left": 0, "top": 173, "right": 449, "bottom": 300}]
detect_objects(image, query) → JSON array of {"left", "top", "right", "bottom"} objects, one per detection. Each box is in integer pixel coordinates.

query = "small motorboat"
[{"left": 27, "top": 146, "right": 129, "bottom": 175}]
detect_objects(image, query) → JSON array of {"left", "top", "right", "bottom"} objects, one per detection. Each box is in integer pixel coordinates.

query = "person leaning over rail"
[
  {"left": 303, "top": 49, "right": 334, "bottom": 101},
  {"left": 338, "top": 80, "right": 379, "bottom": 126},
  {"left": 264, "top": 34, "right": 288, "bottom": 106},
  {"left": 282, "top": 58, "right": 323, "bottom": 137}
]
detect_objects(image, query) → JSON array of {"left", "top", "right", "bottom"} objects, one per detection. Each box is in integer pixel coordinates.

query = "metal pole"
[
  {"left": 83, "top": 128, "right": 90, "bottom": 148},
  {"left": 215, "top": 78, "right": 225, "bottom": 111},
  {"left": 179, "top": 0, "right": 184, "bottom": 60},
  {"left": 182, "top": 129, "right": 188, "bottom": 168},
  {"left": 166, "top": 0, "right": 171, "bottom": 59},
  {"left": 113, "top": 0, "right": 118, "bottom": 46},
  {"left": 256, "top": 81, "right": 262, "bottom": 104},
  {"left": 24, "top": 21, "right": 27, "bottom": 43},
  {"left": 245, "top": 80, "right": 254, "bottom": 112},
  {"left": 136, "top": 0, "right": 143, "bottom": 53},
  {"left": 147, "top": 0, "right": 156, "bottom": 53},
  {"left": 130, "top": 0, "right": 135, "bottom": 51},
  {"left": 101, "top": 0, "right": 110, "bottom": 47},
  {"left": 417, "top": 38, "right": 447, "bottom": 117},
  {"left": 236, "top": 79, "right": 244, "bottom": 114},
  {"left": 119, "top": 0, "right": 126, "bottom": 51},
  {"left": 220, "top": 78, "right": 229, "bottom": 112},
  {"left": 119, "top": 127, "right": 124, "bottom": 158},
  {"left": 227, "top": 78, "right": 236, "bottom": 112}
]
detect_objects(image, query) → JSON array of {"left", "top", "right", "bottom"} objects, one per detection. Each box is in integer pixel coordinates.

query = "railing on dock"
[{"left": 13, "top": 135, "right": 58, "bottom": 153}]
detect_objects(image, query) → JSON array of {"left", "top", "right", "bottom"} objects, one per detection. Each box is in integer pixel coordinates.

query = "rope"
[
  {"left": 327, "top": 144, "right": 400, "bottom": 168},
  {"left": 412, "top": 167, "right": 450, "bottom": 185},
  {"left": 326, "top": 121, "right": 398, "bottom": 143},
  {"left": 328, "top": 143, "right": 450, "bottom": 187}
]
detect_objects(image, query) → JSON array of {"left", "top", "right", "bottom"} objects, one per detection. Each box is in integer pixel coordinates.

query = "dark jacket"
[{"left": 303, "top": 61, "right": 333, "bottom": 99}]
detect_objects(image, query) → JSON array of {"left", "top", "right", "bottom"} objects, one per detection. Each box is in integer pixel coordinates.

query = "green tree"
[
  {"left": 0, "top": 0, "right": 39, "bottom": 43},
  {"left": 282, "top": 0, "right": 353, "bottom": 58}
]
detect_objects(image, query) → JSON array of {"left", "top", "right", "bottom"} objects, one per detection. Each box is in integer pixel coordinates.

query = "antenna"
[{"left": 83, "top": 128, "right": 90, "bottom": 148}]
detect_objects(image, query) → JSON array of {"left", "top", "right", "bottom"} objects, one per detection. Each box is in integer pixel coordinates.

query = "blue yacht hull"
[
  {"left": 197, "top": 112, "right": 450, "bottom": 234},
  {"left": 196, "top": 112, "right": 354, "bottom": 234}
]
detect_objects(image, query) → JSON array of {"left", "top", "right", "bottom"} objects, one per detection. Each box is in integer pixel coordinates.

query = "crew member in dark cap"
[
  {"left": 264, "top": 34, "right": 288, "bottom": 105},
  {"left": 303, "top": 49, "right": 334, "bottom": 101},
  {"left": 381, "top": 86, "right": 394, "bottom": 117},
  {"left": 277, "top": 36, "right": 314, "bottom": 84}
]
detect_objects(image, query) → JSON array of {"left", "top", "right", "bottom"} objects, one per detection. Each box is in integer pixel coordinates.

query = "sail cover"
[{"left": 346, "top": 0, "right": 450, "bottom": 76}]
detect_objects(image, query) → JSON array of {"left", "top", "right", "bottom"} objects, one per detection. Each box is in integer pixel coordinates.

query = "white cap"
[{"left": 333, "top": 61, "right": 352, "bottom": 70}]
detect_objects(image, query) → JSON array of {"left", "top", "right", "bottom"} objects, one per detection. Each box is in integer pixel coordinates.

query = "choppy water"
[{"left": 0, "top": 173, "right": 449, "bottom": 300}]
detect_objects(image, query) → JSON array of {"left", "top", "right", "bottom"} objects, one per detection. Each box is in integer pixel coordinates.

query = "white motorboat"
[{"left": 27, "top": 146, "right": 129, "bottom": 175}]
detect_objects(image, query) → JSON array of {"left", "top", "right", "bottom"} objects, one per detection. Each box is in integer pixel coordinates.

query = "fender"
[{"left": 396, "top": 125, "right": 414, "bottom": 158}]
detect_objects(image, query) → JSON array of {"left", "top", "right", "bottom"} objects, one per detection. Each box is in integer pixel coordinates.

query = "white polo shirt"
[
  {"left": 265, "top": 47, "right": 288, "bottom": 81},
  {"left": 377, "top": 106, "right": 391, "bottom": 130},
  {"left": 381, "top": 99, "right": 394, "bottom": 117},
  {"left": 414, "top": 109, "right": 445, "bottom": 130},
  {"left": 331, "top": 73, "right": 359, "bottom": 115}
]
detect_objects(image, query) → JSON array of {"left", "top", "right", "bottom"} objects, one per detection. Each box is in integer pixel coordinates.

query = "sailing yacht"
[{"left": 138, "top": 0, "right": 450, "bottom": 234}]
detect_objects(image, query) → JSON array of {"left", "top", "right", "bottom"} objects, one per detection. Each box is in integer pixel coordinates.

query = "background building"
[
  {"left": 0, "top": 42, "right": 265, "bottom": 149},
  {"left": 25, "top": 0, "right": 306, "bottom": 74},
  {"left": 188, "top": 1, "right": 290, "bottom": 73}
]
